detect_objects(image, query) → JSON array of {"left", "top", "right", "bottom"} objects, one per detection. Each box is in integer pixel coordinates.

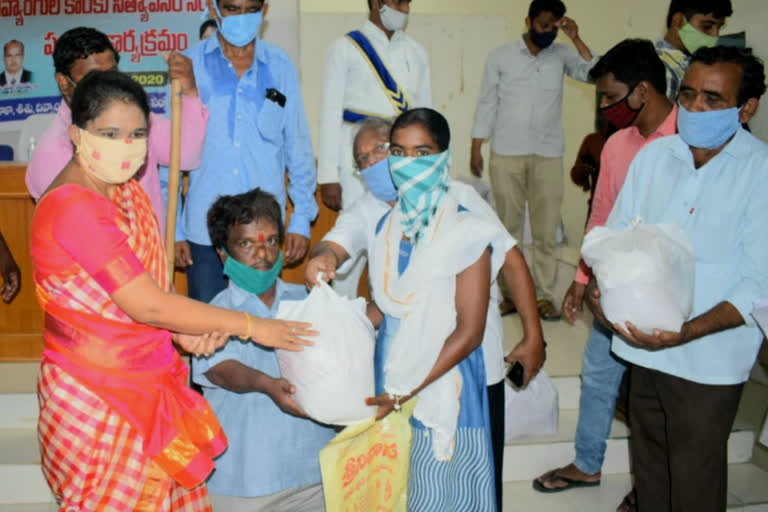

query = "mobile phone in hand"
[{"left": 506, "top": 361, "right": 525, "bottom": 388}]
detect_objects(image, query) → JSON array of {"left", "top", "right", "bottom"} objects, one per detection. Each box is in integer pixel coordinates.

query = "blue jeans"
[
  {"left": 186, "top": 242, "right": 227, "bottom": 303},
  {"left": 573, "top": 320, "right": 628, "bottom": 475}
]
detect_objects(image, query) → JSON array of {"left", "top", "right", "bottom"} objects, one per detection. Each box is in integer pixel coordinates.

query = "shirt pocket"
[
  {"left": 691, "top": 207, "right": 739, "bottom": 264},
  {"left": 538, "top": 62, "right": 562, "bottom": 91},
  {"left": 257, "top": 99, "right": 286, "bottom": 145}
]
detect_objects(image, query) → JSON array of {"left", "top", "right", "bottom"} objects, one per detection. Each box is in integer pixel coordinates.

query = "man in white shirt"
[
  {"left": 1, "top": 40, "right": 32, "bottom": 87},
  {"left": 588, "top": 46, "right": 767, "bottom": 512},
  {"left": 470, "top": 0, "right": 596, "bottom": 320},
  {"left": 316, "top": 0, "right": 432, "bottom": 298}
]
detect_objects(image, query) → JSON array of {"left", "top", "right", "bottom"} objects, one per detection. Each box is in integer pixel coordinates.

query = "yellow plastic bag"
[{"left": 319, "top": 400, "right": 416, "bottom": 512}]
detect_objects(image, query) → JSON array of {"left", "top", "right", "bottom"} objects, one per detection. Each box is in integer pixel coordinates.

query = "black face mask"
[
  {"left": 529, "top": 27, "right": 557, "bottom": 49},
  {"left": 599, "top": 85, "right": 644, "bottom": 129}
]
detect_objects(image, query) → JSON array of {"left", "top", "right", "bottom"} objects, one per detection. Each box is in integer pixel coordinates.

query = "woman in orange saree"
[{"left": 29, "top": 70, "right": 314, "bottom": 511}]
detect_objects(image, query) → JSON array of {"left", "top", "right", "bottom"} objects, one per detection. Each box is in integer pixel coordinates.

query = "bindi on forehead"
[{"left": 257, "top": 232, "right": 265, "bottom": 242}]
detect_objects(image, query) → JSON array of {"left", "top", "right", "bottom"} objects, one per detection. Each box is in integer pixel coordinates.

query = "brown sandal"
[{"left": 537, "top": 299, "right": 562, "bottom": 321}]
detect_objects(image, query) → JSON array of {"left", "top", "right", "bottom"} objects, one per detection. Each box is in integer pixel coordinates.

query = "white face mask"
[{"left": 380, "top": 3, "right": 408, "bottom": 31}]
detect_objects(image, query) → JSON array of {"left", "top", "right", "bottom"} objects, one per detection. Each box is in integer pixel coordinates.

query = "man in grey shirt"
[{"left": 470, "top": 0, "right": 596, "bottom": 320}]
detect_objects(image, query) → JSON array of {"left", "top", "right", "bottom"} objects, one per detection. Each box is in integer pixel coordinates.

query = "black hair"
[
  {"left": 207, "top": 188, "right": 285, "bottom": 251},
  {"left": 391, "top": 108, "right": 450, "bottom": 152},
  {"left": 666, "top": 0, "right": 733, "bottom": 28},
  {"left": 199, "top": 19, "right": 218, "bottom": 40},
  {"left": 689, "top": 46, "right": 766, "bottom": 104},
  {"left": 70, "top": 70, "right": 149, "bottom": 128},
  {"left": 528, "top": 0, "right": 566, "bottom": 21},
  {"left": 368, "top": 0, "right": 410, "bottom": 11},
  {"left": 53, "top": 27, "right": 120, "bottom": 77},
  {"left": 217, "top": 0, "right": 264, "bottom": 8},
  {"left": 3, "top": 40, "right": 23, "bottom": 55},
  {"left": 588, "top": 39, "right": 667, "bottom": 96}
]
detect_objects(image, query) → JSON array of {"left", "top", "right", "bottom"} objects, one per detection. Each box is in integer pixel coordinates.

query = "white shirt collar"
[
  {"left": 362, "top": 20, "right": 405, "bottom": 46},
  {"left": 4, "top": 70, "right": 22, "bottom": 83},
  {"left": 228, "top": 278, "right": 286, "bottom": 312}
]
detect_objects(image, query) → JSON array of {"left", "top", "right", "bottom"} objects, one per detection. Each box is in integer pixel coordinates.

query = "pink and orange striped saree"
[{"left": 31, "top": 180, "right": 226, "bottom": 511}]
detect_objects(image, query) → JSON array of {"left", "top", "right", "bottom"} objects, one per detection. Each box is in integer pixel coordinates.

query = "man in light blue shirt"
[
  {"left": 470, "top": 0, "right": 597, "bottom": 320},
  {"left": 586, "top": 46, "right": 767, "bottom": 512},
  {"left": 194, "top": 188, "right": 334, "bottom": 511},
  {"left": 179, "top": 0, "right": 318, "bottom": 303}
]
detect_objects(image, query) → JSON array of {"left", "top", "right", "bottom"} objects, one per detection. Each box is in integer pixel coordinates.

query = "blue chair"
[{"left": 0, "top": 145, "right": 13, "bottom": 161}]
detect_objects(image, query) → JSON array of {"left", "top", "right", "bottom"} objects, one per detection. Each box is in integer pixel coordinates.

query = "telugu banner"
[{"left": 0, "top": 0, "right": 207, "bottom": 127}]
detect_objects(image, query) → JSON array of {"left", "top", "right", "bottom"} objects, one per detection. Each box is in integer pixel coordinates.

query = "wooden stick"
[{"left": 165, "top": 79, "right": 182, "bottom": 282}]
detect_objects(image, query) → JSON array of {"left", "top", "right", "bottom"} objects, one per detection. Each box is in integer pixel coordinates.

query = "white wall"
[
  {"left": 264, "top": 0, "right": 300, "bottom": 65},
  {"left": 298, "top": 0, "right": 766, "bottom": 263}
]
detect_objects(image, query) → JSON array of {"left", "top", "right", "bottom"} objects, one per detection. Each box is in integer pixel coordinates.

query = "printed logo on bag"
[{"left": 342, "top": 441, "right": 399, "bottom": 488}]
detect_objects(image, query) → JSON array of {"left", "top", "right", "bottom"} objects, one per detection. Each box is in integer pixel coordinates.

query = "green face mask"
[
  {"left": 223, "top": 251, "right": 283, "bottom": 296},
  {"left": 679, "top": 21, "right": 719, "bottom": 54}
]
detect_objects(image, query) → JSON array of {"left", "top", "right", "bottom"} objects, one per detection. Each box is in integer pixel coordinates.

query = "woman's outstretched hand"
[{"left": 252, "top": 318, "right": 317, "bottom": 351}]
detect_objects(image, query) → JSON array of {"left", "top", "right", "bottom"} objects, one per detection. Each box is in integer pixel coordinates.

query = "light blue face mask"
[
  {"left": 360, "top": 158, "right": 398, "bottom": 202},
  {"left": 223, "top": 250, "right": 283, "bottom": 296},
  {"left": 203, "top": 2, "right": 263, "bottom": 47},
  {"left": 677, "top": 104, "right": 742, "bottom": 150},
  {"left": 388, "top": 150, "right": 450, "bottom": 243}
]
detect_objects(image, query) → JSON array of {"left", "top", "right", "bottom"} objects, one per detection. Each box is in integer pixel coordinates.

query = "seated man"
[
  {"left": 305, "top": 118, "right": 545, "bottom": 512},
  {"left": 194, "top": 189, "right": 334, "bottom": 512}
]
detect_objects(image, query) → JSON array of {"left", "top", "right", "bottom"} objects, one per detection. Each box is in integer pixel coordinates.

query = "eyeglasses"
[{"left": 354, "top": 142, "right": 390, "bottom": 171}]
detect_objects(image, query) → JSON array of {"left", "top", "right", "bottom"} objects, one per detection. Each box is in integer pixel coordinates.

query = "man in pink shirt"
[
  {"left": 26, "top": 27, "right": 208, "bottom": 235},
  {"left": 533, "top": 39, "right": 675, "bottom": 499}
]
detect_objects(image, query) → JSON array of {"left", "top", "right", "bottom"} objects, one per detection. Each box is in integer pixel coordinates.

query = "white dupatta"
[{"left": 370, "top": 191, "right": 499, "bottom": 460}]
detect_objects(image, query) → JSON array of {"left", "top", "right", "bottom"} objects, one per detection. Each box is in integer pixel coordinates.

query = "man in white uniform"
[{"left": 316, "top": 0, "right": 432, "bottom": 297}]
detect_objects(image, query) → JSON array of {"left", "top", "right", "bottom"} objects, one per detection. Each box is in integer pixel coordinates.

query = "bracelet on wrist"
[{"left": 238, "top": 312, "right": 252, "bottom": 341}]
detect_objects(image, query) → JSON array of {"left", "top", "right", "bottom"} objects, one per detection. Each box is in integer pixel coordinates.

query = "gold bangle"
[{"left": 239, "top": 312, "right": 252, "bottom": 340}]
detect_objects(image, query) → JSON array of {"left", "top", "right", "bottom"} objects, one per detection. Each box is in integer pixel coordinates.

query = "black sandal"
[
  {"left": 532, "top": 469, "right": 601, "bottom": 493},
  {"left": 616, "top": 489, "right": 637, "bottom": 512}
]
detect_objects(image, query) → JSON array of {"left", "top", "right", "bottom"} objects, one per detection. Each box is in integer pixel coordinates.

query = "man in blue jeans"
[{"left": 533, "top": 39, "right": 676, "bottom": 499}]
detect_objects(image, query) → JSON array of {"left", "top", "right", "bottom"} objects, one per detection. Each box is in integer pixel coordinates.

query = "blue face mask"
[
  {"left": 677, "top": 104, "right": 742, "bottom": 150},
  {"left": 223, "top": 250, "right": 283, "bottom": 296},
  {"left": 360, "top": 158, "right": 398, "bottom": 202},
  {"left": 205, "top": 2, "right": 263, "bottom": 47},
  {"left": 529, "top": 27, "right": 557, "bottom": 49}
]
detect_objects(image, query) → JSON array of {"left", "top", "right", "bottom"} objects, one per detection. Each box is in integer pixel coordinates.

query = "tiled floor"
[
  {"left": 501, "top": 309, "right": 592, "bottom": 376},
  {"left": 502, "top": 464, "right": 768, "bottom": 512}
]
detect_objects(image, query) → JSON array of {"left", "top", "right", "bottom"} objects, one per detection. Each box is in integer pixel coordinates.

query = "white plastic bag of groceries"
[
  {"left": 581, "top": 220, "right": 695, "bottom": 334},
  {"left": 504, "top": 370, "right": 559, "bottom": 441},
  {"left": 276, "top": 279, "right": 376, "bottom": 425}
]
